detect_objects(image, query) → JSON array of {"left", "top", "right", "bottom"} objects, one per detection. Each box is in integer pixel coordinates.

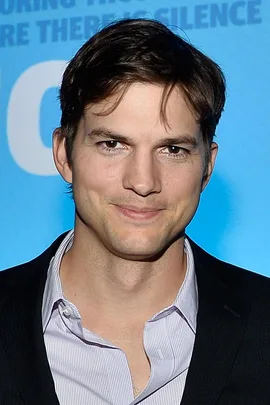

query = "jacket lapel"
[
  {"left": 0, "top": 235, "right": 67, "bottom": 405},
  {"left": 181, "top": 241, "right": 251, "bottom": 405}
]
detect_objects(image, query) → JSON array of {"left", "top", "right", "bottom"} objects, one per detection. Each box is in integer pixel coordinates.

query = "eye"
[
  {"left": 97, "top": 140, "right": 126, "bottom": 154},
  {"left": 160, "top": 145, "right": 189, "bottom": 159},
  {"left": 103, "top": 140, "right": 120, "bottom": 149},
  {"left": 167, "top": 145, "right": 182, "bottom": 154}
]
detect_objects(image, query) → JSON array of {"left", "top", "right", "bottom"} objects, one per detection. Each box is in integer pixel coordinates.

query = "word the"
[{"left": 36, "top": 15, "right": 111, "bottom": 42}]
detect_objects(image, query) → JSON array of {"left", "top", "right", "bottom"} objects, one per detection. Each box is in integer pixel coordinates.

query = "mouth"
[{"left": 114, "top": 205, "right": 164, "bottom": 220}]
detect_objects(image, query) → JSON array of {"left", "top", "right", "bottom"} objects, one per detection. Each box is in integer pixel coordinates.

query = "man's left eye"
[
  {"left": 104, "top": 140, "right": 119, "bottom": 148},
  {"left": 167, "top": 145, "right": 182, "bottom": 154},
  {"left": 160, "top": 145, "right": 189, "bottom": 159}
]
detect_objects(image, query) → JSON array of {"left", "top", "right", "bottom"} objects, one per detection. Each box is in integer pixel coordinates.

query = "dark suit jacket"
[{"left": 0, "top": 233, "right": 270, "bottom": 405}]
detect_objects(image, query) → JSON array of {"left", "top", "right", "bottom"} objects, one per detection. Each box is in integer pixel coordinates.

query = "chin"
[
  {"left": 108, "top": 239, "right": 169, "bottom": 262},
  {"left": 113, "top": 250, "right": 164, "bottom": 262}
]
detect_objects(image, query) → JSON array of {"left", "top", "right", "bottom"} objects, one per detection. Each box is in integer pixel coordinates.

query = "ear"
[
  {"left": 201, "top": 142, "right": 218, "bottom": 191},
  {"left": 53, "top": 128, "right": 73, "bottom": 183}
]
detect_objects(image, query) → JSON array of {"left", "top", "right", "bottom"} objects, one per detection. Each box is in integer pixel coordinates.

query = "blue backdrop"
[{"left": 0, "top": 0, "right": 269, "bottom": 275}]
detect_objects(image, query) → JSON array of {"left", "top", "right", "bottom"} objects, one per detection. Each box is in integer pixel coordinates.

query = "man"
[{"left": 0, "top": 18, "right": 270, "bottom": 405}]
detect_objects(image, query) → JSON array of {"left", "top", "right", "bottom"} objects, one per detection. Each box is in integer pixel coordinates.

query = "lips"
[{"left": 114, "top": 205, "right": 164, "bottom": 220}]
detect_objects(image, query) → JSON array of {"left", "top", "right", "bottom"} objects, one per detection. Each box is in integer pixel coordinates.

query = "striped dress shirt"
[{"left": 43, "top": 230, "right": 198, "bottom": 404}]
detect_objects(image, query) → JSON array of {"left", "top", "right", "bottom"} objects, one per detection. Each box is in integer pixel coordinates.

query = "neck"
[{"left": 60, "top": 226, "right": 187, "bottom": 326}]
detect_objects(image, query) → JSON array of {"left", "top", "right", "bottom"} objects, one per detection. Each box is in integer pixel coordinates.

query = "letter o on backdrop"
[{"left": 7, "top": 60, "right": 67, "bottom": 175}]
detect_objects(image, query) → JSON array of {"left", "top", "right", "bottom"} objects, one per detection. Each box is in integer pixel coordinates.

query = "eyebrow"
[
  {"left": 87, "top": 128, "right": 132, "bottom": 144},
  {"left": 87, "top": 127, "right": 199, "bottom": 148}
]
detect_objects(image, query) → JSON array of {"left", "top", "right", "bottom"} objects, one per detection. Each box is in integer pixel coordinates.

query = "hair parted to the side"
[{"left": 59, "top": 18, "right": 226, "bottom": 164}]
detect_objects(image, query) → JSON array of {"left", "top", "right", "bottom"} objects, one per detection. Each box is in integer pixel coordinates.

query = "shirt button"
[{"left": 62, "top": 307, "right": 72, "bottom": 318}]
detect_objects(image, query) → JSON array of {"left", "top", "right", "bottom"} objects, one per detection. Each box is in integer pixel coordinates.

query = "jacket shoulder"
[
  {"left": 0, "top": 232, "right": 69, "bottom": 289},
  {"left": 188, "top": 237, "right": 270, "bottom": 294}
]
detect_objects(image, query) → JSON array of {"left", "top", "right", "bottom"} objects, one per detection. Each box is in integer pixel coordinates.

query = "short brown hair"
[{"left": 59, "top": 18, "right": 226, "bottom": 163}]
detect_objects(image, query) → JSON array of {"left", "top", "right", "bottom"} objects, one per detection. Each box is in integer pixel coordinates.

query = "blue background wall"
[{"left": 0, "top": 0, "right": 269, "bottom": 275}]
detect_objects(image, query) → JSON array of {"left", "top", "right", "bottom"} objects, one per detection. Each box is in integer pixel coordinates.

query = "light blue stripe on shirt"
[{"left": 43, "top": 230, "right": 198, "bottom": 404}]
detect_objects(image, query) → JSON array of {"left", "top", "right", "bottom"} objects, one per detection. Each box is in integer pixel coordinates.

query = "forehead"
[{"left": 84, "top": 83, "right": 200, "bottom": 138}]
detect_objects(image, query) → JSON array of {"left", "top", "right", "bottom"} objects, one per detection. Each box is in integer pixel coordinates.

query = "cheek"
[
  {"left": 164, "top": 165, "right": 204, "bottom": 200},
  {"left": 72, "top": 155, "right": 121, "bottom": 200}
]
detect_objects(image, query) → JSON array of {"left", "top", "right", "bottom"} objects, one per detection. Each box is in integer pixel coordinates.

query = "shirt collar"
[
  {"left": 42, "top": 231, "right": 198, "bottom": 333},
  {"left": 42, "top": 230, "right": 74, "bottom": 332},
  {"left": 175, "top": 238, "right": 198, "bottom": 333},
  {"left": 147, "top": 238, "right": 198, "bottom": 333}
]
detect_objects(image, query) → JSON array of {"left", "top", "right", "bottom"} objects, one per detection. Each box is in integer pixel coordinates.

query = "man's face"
[{"left": 54, "top": 83, "right": 217, "bottom": 260}]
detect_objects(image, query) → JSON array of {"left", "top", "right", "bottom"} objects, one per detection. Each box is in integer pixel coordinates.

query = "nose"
[{"left": 122, "top": 150, "right": 161, "bottom": 196}]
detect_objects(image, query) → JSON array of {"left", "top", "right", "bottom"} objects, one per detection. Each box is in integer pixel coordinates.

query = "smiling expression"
[{"left": 54, "top": 83, "right": 217, "bottom": 260}]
